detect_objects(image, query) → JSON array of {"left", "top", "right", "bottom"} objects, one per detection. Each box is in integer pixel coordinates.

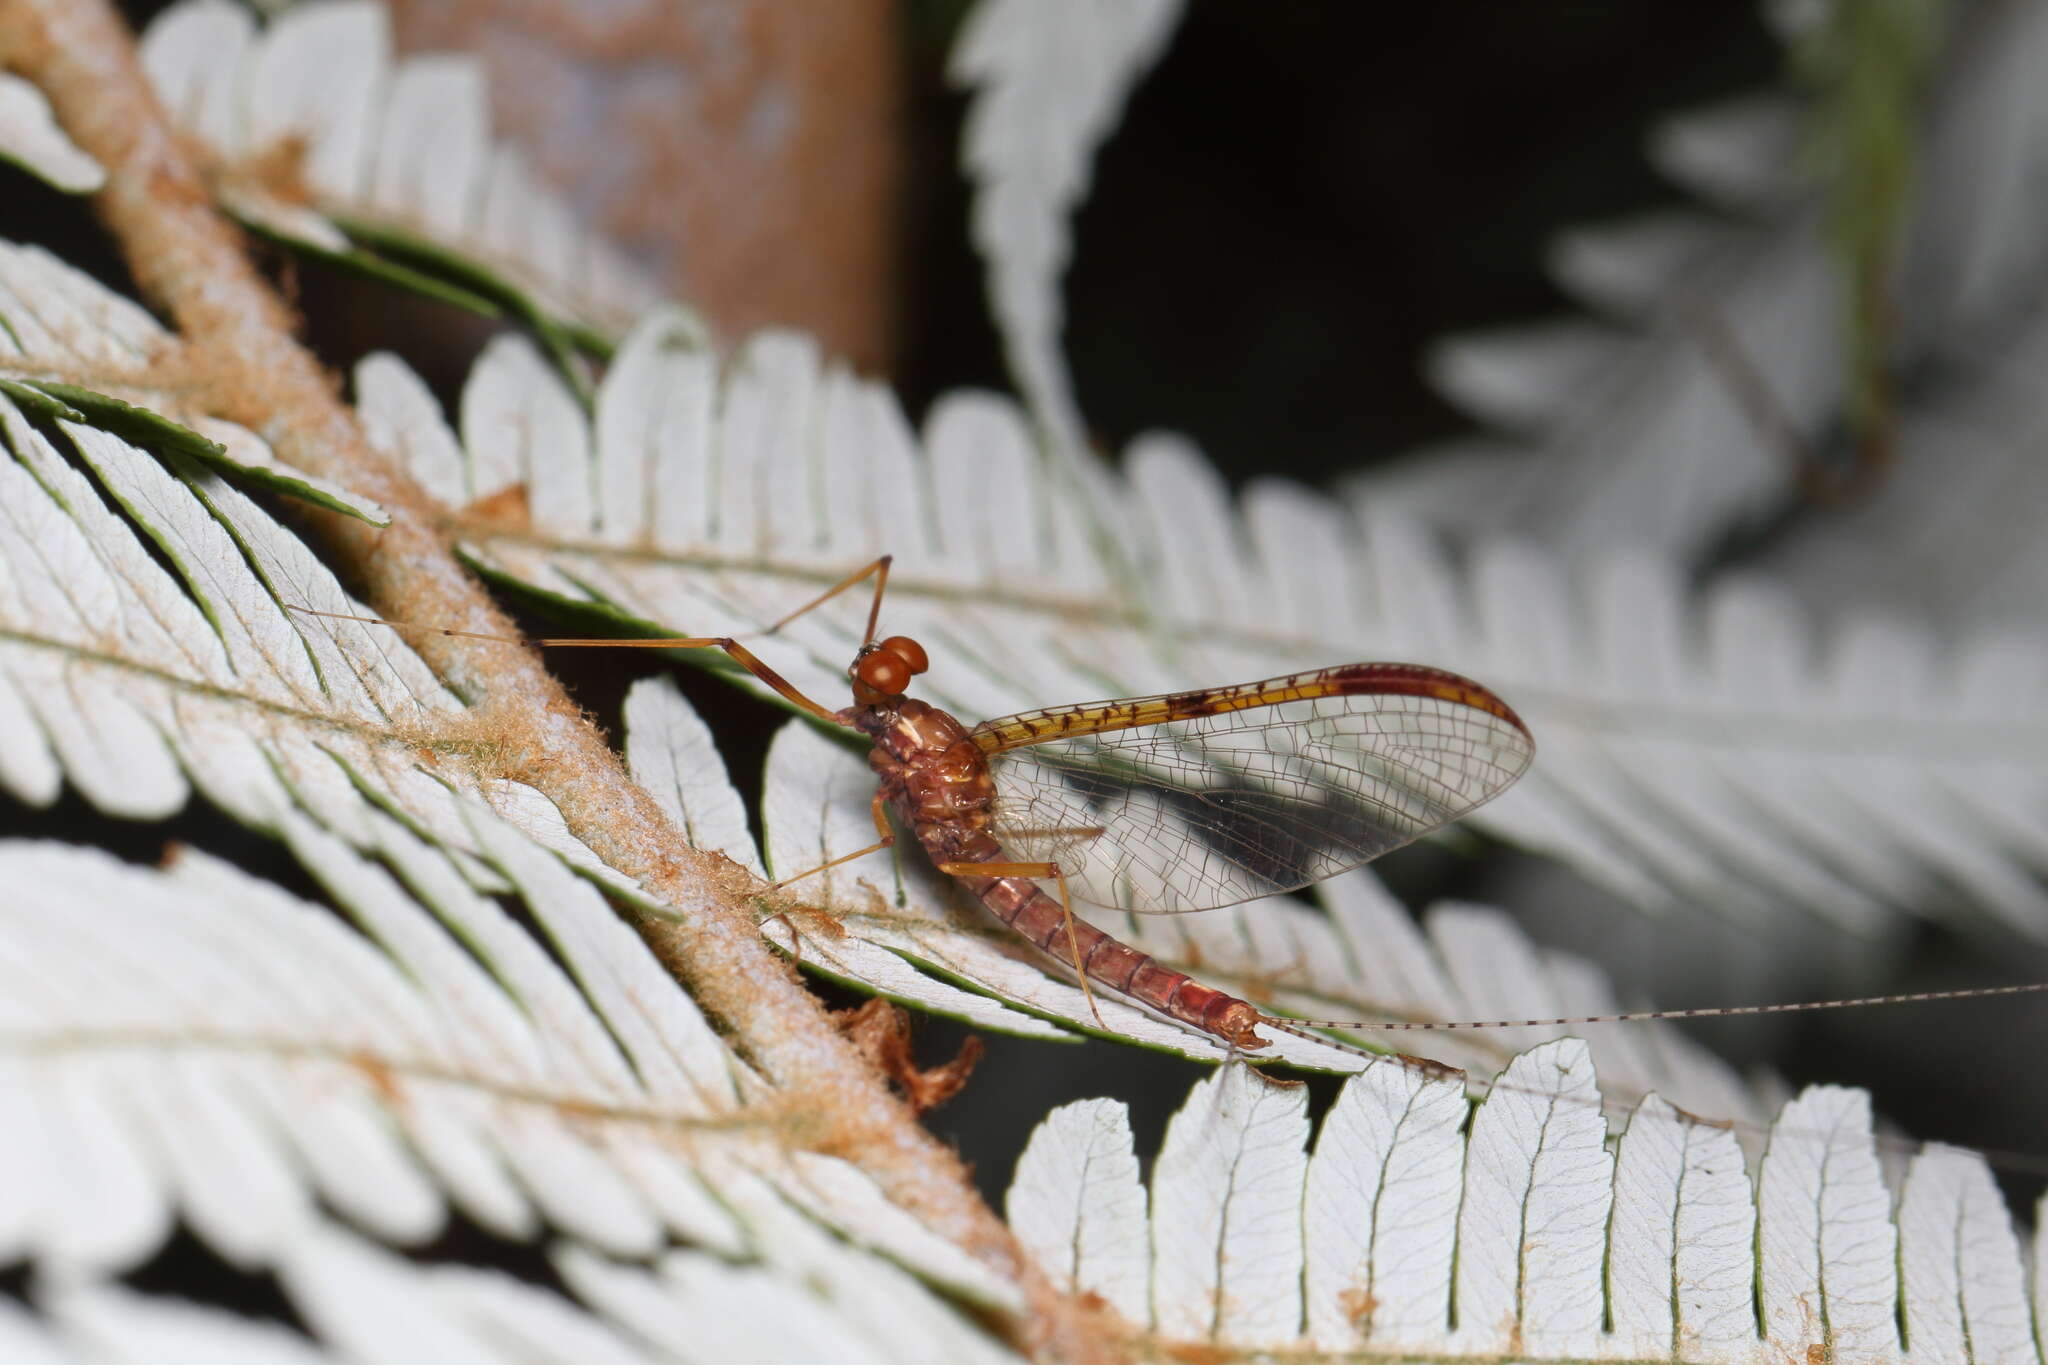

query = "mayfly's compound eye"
[
  {"left": 878, "top": 636, "right": 929, "bottom": 675},
  {"left": 855, "top": 649, "right": 910, "bottom": 695}
]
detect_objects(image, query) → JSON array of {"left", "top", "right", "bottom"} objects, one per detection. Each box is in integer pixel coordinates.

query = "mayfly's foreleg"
[
  {"left": 760, "top": 794, "right": 894, "bottom": 962},
  {"left": 936, "top": 858, "right": 1104, "bottom": 1029},
  {"left": 767, "top": 555, "right": 894, "bottom": 645},
  {"left": 283, "top": 606, "right": 844, "bottom": 722},
  {"left": 770, "top": 792, "right": 897, "bottom": 891}
]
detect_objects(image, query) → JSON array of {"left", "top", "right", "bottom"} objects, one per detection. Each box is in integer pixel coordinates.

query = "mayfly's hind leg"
[
  {"left": 935, "top": 858, "right": 1104, "bottom": 1030},
  {"left": 767, "top": 555, "right": 895, "bottom": 646}
]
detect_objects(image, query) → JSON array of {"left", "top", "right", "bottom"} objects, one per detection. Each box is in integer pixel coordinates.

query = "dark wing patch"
[{"left": 977, "top": 670, "right": 1532, "bottom": 914}]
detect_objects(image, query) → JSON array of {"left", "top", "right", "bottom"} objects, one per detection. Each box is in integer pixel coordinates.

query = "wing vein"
[{"left": 976, "top": 667, "right": 1533, "bottom": 915}]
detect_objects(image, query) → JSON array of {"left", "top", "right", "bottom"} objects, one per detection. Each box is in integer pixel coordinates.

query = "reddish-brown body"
[{"left": 852, "top": 697, "right": 1268, "bottom": 1047}]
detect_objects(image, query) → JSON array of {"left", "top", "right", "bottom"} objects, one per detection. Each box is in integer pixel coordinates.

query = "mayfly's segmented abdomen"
[{"left": 970, "top": 874, "right": 1266, "bottom": 1048}]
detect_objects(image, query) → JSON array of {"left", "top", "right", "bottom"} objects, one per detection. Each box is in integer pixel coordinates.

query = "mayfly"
[{"left": 303, "top": 555, "right": 1535, "bottom": 1053}]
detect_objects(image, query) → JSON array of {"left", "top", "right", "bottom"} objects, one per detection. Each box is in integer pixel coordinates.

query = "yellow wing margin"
[{"left": 969, "top": 662, "right": 1530, "bottom": 756}]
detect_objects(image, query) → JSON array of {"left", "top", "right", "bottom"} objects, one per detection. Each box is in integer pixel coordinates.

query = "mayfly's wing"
[{"left": 970, "top": 664, "right": 1533, "bottom": 915}]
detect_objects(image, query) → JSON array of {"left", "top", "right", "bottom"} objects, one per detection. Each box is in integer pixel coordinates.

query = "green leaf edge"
[
  {"left": 332, "top": 213, "right": 614, "bottom": 388},
  {"left": 30, "top": 380, "right": 391, "bottom": 527}
]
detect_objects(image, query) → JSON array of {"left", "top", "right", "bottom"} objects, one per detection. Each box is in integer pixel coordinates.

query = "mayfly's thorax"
[{"left": 860, "top": 698, "right": 1000, "bottom": 861}]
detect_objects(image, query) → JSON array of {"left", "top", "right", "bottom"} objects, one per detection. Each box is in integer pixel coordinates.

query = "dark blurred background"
[{"left": 899, "top": 1, "right": 1777, "bottom": 479}]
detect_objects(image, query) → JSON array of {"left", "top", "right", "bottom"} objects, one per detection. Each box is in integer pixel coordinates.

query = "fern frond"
[
  {"left": 25, "top": 375, "right": 389, "bottom": 527},
  {"left": 0, "top": 243, "right": 387, "bottom": 525},
  {"left": 0, "top": 72, "right": 103, "bottom": 192},
  {"left": 1387, "top": 193, "right": 1839, "bottom": 556},
  {"left": 1009, "top": 1050, "right": 2039, "bottom": 1363},
  {"left": 23, "top": 1282, "right": 339, "bottom": 1362},
  {"left": 1754, "top": 308, "right": 2048, "bottom": 624},
  {"left": 138, "top": 0, "right": 663, "bottom": 349},
  {"left": 1752, "top": 5, "right": 2048, "bottom": 634},
  {"left": 0, "top": 7, "right": 1032, "bottom": 1305},
  {"left": 1375, "top": 2, "right": 2048, "bottom": 568},
  {"left": 0, "top": 836, "right": 1025, "bottom": 1358},
  {"left": 0, "top": 242, "right": 704, "bottom": 902},
  {"left": 0, "top": 383, "right": 591, "bottom": 884},
  {"left": 949, "top": 0, "right": 1183, "bottom": 447}
]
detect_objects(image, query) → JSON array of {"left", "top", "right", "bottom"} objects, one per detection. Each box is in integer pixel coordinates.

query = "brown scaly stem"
[{"left": 0, "top": 4, "right": 1108, "bottom": 1359}]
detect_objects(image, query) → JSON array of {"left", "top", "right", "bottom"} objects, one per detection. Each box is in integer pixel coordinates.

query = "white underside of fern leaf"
[
  {"left": 4, "top": 811, "right": 2001, "bottom": 1365},
  {"left": 0, "top": 242, "right": 678, "bottom": 904},
  {"left": 1361, "top": 1, "right": 2048, "bottom": 593},
  {"left": 0, "top": 219, "right": 1047, "bottom": 1357},
  {"left": 1009, "top": 1050, "right": 2044, "bottom": 1364},
  {"left": 1754, "top": 295, "right": 2048, "bottom": 630},
  {"left": 0, "top": 835, "right": 1025, "bottom": 1362},
  {"left": 137, "top": 0, "right": 661, "bottom": 341},
  {"left": 949, "top": 0, "right": 1183, "bottom": 450},
  {"left": 0, "top": 73, "right": 104, "bottom": 193},
  {"left": 2, "top": 799, "right": 2033, "bottom": 1364}
]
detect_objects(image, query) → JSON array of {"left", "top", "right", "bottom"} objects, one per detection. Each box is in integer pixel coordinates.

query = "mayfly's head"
[{"left": 849, "top": 635, "right": 929, "bottom": 705}]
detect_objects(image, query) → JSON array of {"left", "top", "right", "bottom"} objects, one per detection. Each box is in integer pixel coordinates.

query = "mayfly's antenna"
[
  {"left": 1262, "top": 979, "right": 2048, "bottom": 1034},
  {"left": 283, "top": 603, "right": 530, "bottom": 646},
  {"left": 765, "top": 555, "right": 894, "bottom": 645},
  {"left": 281, "top": 603, "right": 845, "bottom": 722}
]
